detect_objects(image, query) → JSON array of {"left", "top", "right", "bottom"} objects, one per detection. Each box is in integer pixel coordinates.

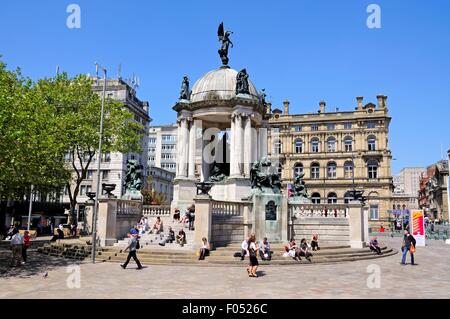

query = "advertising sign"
[{"left": 410, "top": 210, "right": 426, "bottom": 246}]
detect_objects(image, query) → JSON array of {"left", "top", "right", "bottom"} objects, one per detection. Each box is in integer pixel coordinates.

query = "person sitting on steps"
[
  {"left": 176, "top": 229, "right": 187, "bottom": 247},
  {"left": 298, "top": 238, "right": 313, "bottom": 262},
  {"left": 198, "top": 237, "right": 210, "bottom": 260},
  {"left": 311, "top": 234, "right": 320, "bottom": 251},
  {"left": 369, "top": 236, "right": 382, "bottom": 255},
  {"left": 150, "top": 216, "right": 163, "bottom": 234}
]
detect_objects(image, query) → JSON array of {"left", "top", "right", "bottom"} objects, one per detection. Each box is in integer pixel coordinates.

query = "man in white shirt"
[
  {"left": 240, "top": 237, "right": 249, "bottom": 261},
  {"left": 10, "top": 229, "right": 24, "bottom": 267}
]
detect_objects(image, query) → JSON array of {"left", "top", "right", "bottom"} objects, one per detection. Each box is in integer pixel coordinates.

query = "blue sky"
[{"left": 1, "top": 0, "right": 449, "bottom": 174}]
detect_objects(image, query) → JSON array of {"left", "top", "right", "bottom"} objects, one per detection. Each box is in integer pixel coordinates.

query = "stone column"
[
  {"left": 244, "top": 114, "right": 252, "bottom": 177},
  {"left": 188, "top": 119, "right": 196, "bottom": 179},
  {"left": 229, "top": 115, "right": 237, "bottom": 176},
  {"left": 348, "top": 200, "right": 368, "bottom": 248},
  {"left": 259, "top": 125, "right": 268, "bottom": 159},
  {"left": 231, "top": 113, "right": 243, "bottom": 177},
  {"left": 176, "top": 119, "right": 182, "bottom": 177}
]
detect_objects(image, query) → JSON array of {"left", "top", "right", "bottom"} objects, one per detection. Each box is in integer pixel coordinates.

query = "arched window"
[
  {"left": 344, "top": 191, "right": 353, "bottom": 204},
  {"left": 294, "top": 139, "right": 303, "bottom": 153},
  {"left": 274, "top": 139, "right": 282, "bottom": 154},
  {"left": 311, "top": 192, "right": 321, "bottom": 204},
  {"left": 327, "top": 162, "right": 337, "bottom": 179},
  {"left": 344, "top": 136, "right": 353, "bottom": 152},
  {"left": 344, "top": 161, "right": 354, "bottom": 179},
  {"left": 367, "top": 160, "right": 378, "bottom": 179},
  {"left": 368, "top": 135, "right": 376, "bottom": 151},
  {"left": 311, "top": 163, "right": 320, "bottom": 179},
  {"left": 327, "top": 137, "right": 336, "bottom": 152},
  {"left": 327, "top": 192, "right": 337, "bottom": 204},
  {"left": 311, "top": 138, "right": 320, "bottom": 153},
  {"left": 293, "top": 163, "right": 303, "bottom": 177}
]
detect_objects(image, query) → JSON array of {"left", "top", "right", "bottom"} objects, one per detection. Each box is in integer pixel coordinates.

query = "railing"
[
  {"left": 211, "top": 200, "right": 246, "bottom": 217},
  {"left": 289, "top": 204, "right": 348, "bottom": 218},
  {"left": 142, "top": 205, "right": 171, "bottom": 217},
  {"left": 117, "top": 200, "right": 142, "bottom": 216}
]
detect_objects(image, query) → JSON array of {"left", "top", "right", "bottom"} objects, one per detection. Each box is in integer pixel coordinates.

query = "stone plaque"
[{"left": 265, "top": 200, "right": 277, "bottom": 221}]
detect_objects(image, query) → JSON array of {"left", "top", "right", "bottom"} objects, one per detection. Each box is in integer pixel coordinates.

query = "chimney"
[
  {"left": 283, "top": 100, "right": 290, "bottom": 115},
  {"left": 377, "top": 94, "right": 384, "bottom": 109},
  {"left": 319, "top": 101, "right": 326, "bottom": 113},
  {"left": 382, "top": 95, "right": 388, "bottom": 109},
  {"left": 266, "top": 102, "right": 272, "bottom": 114},
  {"left": 356, "top": 96, "right": 363, "bottom": 110}
]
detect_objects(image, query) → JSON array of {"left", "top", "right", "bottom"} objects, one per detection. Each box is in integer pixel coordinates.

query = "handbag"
[
  {"left": 409, "top": 245, "right": 415, "bottom": 254},
  {"left": 233, "top": 252, "right": 242, "bottom": 258},
  {"left": 136, "top": 240, "right": 141, "bottom": 250}
]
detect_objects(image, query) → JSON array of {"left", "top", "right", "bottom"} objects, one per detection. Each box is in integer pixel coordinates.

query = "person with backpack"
[
  {"left": 120, "top": 229, "right": 143, "bottom": 270},
  {"left": 188, "top": 204, "right": 195, "bottom": 231},
  {"left": 401, "top": 230, "right": 416, "bottom": 265}
]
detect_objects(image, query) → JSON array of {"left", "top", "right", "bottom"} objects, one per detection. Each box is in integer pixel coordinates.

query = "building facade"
[
  {"left": 391, "top": 167, "right": 425, "bottom": 211},
  {"left": 148, "top": 166, "right": 175, "bottom": 204},
  {"left": 62, "top": 78, "right": 151, "bottom": 216},
  {"left": 419, "top": 160, "right": 449, "bottom": 222},
  {"left": 267, "top": 96, "right": 392, "bottom": 227},
  {"left": 148, "top": 125, "right": 178, "bottom": 173}
]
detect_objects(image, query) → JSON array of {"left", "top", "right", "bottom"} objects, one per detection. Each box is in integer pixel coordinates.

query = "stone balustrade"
[
  {"left": 289, "top": 204, "right": 348, "bottom": 219},
  {"left": 211, "top": 200, "right": 246, "bottom": 217},
  {"left": 142, "top": 205, "right": 171, "bottom": 217},
  {"left": 117, "top": 200, "right": 142, "bottom": 217}
]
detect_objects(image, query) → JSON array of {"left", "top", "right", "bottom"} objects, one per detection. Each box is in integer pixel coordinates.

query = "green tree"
[
  {"left": 34, "top": 74, "right": 144, "bottom": 222},
  {"left": 0, "top": 59, "right": 69, "bottom": 200}
]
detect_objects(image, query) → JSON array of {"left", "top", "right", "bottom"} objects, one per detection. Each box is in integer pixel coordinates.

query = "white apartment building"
[{"left": 148, "top": 125, "right": 178, "bottom": 173}]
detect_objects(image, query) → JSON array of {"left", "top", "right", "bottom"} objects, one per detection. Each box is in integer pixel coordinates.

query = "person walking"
[
  {"left": 401, "top": 230, "right": 416, "bottom": 265},
  {"left": 120, "top": 229, "right": 143, "bottom": 270},
  {"left": 246, "top": 234, "right": 259, "bottom": 278},
  {"left": 22, "top": 230, "right": 31, "bottom": 263},
  {"left": 10, "top": 229, "right": 24, "bottom": 267}
]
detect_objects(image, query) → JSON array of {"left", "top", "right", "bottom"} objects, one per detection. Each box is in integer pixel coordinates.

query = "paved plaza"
[{"left": 0, "top": 237, "right": 449, "bottom": 299}]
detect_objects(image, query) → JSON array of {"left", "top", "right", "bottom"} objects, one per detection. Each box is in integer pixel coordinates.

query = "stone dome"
[{"left": 190, "top": 67, "right": 259, "bottom": 103}]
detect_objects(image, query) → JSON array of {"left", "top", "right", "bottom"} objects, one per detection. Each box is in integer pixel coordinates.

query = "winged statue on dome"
[{"left": 217, "top": 22, "right": 233, "bottom": 66}]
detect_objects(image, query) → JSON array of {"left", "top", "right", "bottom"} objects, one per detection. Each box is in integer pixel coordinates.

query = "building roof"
[{"left": 190, "top": 67, "right": 259, "bottom": 103}]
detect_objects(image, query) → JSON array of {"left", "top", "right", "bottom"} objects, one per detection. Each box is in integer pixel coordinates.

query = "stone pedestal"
[
  {"left": 252, "top": 192, "right": 287, "bottom": 243},
  {"left": 171, "top": 178, "right": 197, "bottom": 213},
  {"left": 209, "top": 177, "right": 251, "bottom": 202},
  {"left": 193, "top": 195, "right": 213, "bottom": 249},
  {"left": 348, "top": 200, "right": 368, "bottom": 248},
  {"left": 97, "top": 199, "right": 119, "bottom": 247}
]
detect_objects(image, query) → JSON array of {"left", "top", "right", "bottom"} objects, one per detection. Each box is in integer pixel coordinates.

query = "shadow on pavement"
[{"left": 0, "top": 250, "right": 82, "bottom": 279}]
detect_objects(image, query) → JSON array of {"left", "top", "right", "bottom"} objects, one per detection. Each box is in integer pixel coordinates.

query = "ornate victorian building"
[{"left": 267, "top": 96, "right": 392, "bottom": 227}]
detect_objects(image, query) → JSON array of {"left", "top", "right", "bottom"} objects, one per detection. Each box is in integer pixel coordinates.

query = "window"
[
  {"left": 311, "top": 193, "right": 321, "bottom": 204},
  {"left": 367, "top": 121, "right": 376, "bottom": 129},
  {"left": 134, "top": 114, "right": 141, "bottom": 122},
  {"left": 149, "top": 138, "right": 156, "bottom": 144},
  {"left": 85, "top": 170, "right": 93, "bottom": 180},
  {"left": 370, "top": 205, "right": 379, "bottom": 220},
  {"left": 344, "top": 122, "right": 352, "bottom": 129},
  {"left": 274, "top": 139, "right": 282, "bottom": 154},
  {"left": 327, "top": 137, "right": 336, "bottom": 152},
  {"left": 294, "top": 125, "right": 302, "bottom": 132},
  {"left": 162, "top": 135, "right": 176, "bottom": 142},
  {"left": 272, "top": 127, "right": 280, "bottom": 133},
  {"left": 102, "top": 170, "right": 109, "bottom": 180},
  {"left": 327, "top": 162, "right": 337, "bottom": 179},
  {"left": 327, "top": 123, "right": 335, "bottom": 130},
  {"left": 368, "top": 160, "right": 378, "bottom": 179},
  {"left": 149, "top": 156, "right": 155, "bottom": 161},
  {"left": 311, "top": 138, "right": 320, "bottom": 153},
  {"left": 368, "top": 136, "right": 376, "bottom": 151},
  {"left": 102, "top": 152, "right": 111, "bottom": 162},
  {"left": 311, "top": 124, "right": 318, "bottom": 131},
  {"left": 344, "top": 137, "right": 353, "bottom": 152},
  {"left": 294, "top": 139, "right": 303, "bottom": 153},
  {"left": 294, "top": 163, "right": 303, "bottom": 177},
  {"left": 80, "top": 185, "right": 88, "bottom": 196},
  {"left": 344, "top": 191, "right": 353, "bottom": 204},
  {"left": 327, "top": 192, "right": 337, "bottom": 204},
  {"left": 344, "top": 161, "right": 354, "bottom": 179},
  {"left": 278, "top": 164, "right": 283, "bottom": 178},
  {"left": 311, "top": 163, "right": 320, "bottom": 179}
]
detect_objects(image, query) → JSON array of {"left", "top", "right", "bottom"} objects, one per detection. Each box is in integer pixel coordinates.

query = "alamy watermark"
[
  {"left": 66, "top": 265, "right": 81, "bottom": 289},
  {"left": 367, "top": 4, "right": 382, "bottom": 29},
  {"left": 366, "top": 264, "right": 381, "bottom": 289},
  {"left": 66, "top": 4, "right": 81, "bottom": 29}
]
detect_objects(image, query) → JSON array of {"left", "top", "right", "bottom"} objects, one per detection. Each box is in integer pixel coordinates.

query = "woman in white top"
[
  {"left": 246, "top": 234, "right": 259, "bottom": 277},
  {"left": 198, "top": 237, "right": 210, "bottom": 260}
]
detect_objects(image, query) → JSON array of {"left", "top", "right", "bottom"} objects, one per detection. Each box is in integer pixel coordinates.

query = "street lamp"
[{"left": 91, "top": 62, "right": 107, "bottom": 264}]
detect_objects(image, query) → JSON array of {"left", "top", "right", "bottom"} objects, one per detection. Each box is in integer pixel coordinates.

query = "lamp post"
[{"left": 91, "top": 62, "right": 107, "bottom": 264}]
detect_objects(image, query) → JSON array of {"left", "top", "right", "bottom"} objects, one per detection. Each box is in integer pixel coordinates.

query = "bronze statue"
[
  {"left": 249, "top": 158, "right": 281, "bottom": 193},
  {"left": 207, "top": 161, "right": 227, "bottom": 182},
  {"left": 124, "top": 160, "right": 143, "bottom": 192},
  {"left": 217, "top": 22, "right": 233, "bottom": 66},
  {"left": 236, "top": 69, "right": 250, "bottom": 95},
  {"left": 291, "top": 172, "right": 309, "bottom": 199},
  {"left": 179, "top": 76, "right": 190, "bottom": 100}
]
